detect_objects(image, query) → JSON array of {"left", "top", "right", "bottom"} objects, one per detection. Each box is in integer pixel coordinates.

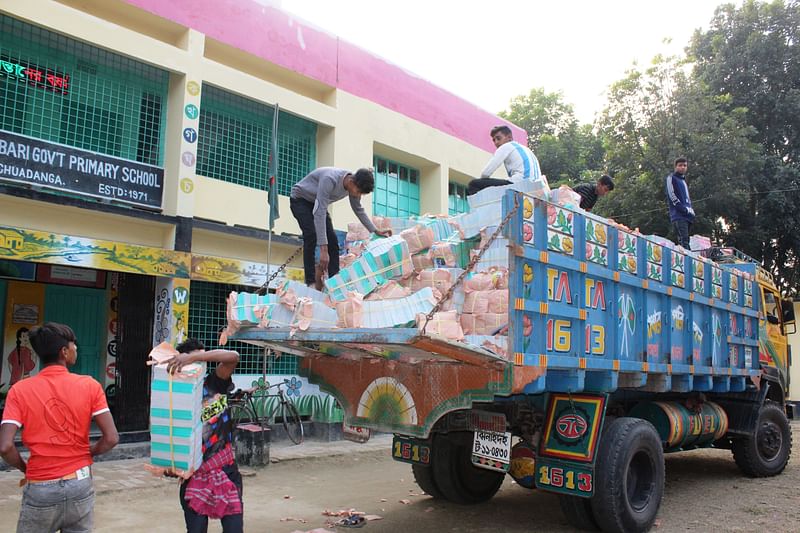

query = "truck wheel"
[
  {"left": 412, "top": 464, "right": 444, "bottom": 499},
  {"left": 432, "top": 433, "right": 504, "bottom": 504},
  {"left": 590, "top": 418, "right": 664, "bottom": 533},
  {"left": 732, "top": 402, "right": 792, "bottom": 477},
  {"left": 559, "top": 494, "right": 599, "bottom": 530}
]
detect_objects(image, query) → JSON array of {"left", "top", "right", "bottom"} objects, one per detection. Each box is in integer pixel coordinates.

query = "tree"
[
  {"left": 499, "top": 88, "right": 605, "bottom": 183},
  {"left": 690, "top": 0, "right": 800, "bottom": 294},
  {"left": 596, "top": 55, "right": 760, "bottom": 246},
  {"left": 499, "top": 88, "right": 576, "bottom": 149},
  {"left": 690, "top": 0, "right": 800, "bottom": 163}
]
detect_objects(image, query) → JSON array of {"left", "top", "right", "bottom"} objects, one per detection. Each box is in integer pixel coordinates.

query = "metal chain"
[
  {"left": 422, "top": 194, "right": 520, "bottom": 333},
  {"left": 256, "top": 245, "right": 304, "bottom": 295}
]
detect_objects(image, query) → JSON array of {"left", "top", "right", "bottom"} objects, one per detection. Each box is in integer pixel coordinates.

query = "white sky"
[{"left": 277, "top": 0, "right": 725, "bottom": 124}]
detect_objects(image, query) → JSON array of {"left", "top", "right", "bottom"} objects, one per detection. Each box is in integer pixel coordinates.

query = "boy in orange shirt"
[{"left": 0, "top": 322, "right": 119, "bottom": 533}]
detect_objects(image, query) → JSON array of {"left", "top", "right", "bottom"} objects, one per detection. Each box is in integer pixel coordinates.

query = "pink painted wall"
[{"left": 122, "top": 0, "right": 527, "bottom": 152}]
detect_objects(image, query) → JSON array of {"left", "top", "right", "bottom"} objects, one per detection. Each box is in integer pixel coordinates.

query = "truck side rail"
[{"left": 503, "top": 190, "right": 761, "bottom": 394}]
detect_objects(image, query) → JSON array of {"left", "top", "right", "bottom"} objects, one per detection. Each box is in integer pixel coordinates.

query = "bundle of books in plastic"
[
  {"left": 145, "top": 343, "right": 205, "bottom": 478},
  {"left": 222, "top": 179, "right": 554, "bottom": 361}
]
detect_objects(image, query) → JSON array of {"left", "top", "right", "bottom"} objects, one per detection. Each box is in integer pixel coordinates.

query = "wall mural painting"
[
  {"left": 0, "top": 226, "right": 190, "bottom": 279},
  {"left": 191, "top": 253, "right": 304, "bottom": 289}
]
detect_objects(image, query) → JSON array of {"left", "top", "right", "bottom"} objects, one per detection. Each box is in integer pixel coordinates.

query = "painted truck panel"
[{"left": 505, "top": 191, "right": 761, "bottom": 395}]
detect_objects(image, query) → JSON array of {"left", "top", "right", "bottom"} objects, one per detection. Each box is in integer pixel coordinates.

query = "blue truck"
[{"left": 233, "top": 190, "right": 795, "bottom": 533}]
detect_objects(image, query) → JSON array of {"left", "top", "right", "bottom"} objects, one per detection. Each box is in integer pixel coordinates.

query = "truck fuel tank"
[{"left": 629, "top": 401, "right": 728, "bottom": 452}]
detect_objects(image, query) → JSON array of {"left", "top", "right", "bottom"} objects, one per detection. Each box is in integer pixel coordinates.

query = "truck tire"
[
  {"left": 590, "top": 417, "right": 664, "bottom": 533},
  {"left": 559, "top": 494, "right": 599, "bottom": 530},
  {"left": 732, "top": 402, "right": 792, "bottom": 477},
  {"left": 412, "top": 464, "right": 445, "bottom": 499},
  {"left": 431, "top": 433, "right": 504, "bottom": 504}
]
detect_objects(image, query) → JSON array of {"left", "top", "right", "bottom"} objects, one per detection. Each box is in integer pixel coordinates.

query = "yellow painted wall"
[{"left": 1, "top": 0, "right": 499, "bottom": 263}]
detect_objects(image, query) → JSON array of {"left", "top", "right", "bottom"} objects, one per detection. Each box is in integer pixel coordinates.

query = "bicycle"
[{"left": 228, "top": 379, "right": 304, "bottom": 445}]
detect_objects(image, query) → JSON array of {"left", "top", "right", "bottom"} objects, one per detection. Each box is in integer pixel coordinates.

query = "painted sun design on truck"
[{"left": 356, "top": 377, "right": 418, "bottom": 426}]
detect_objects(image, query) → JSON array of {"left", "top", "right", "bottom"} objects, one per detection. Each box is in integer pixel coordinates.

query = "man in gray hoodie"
[{"left": 290, "top": 167, "right": 391, "bottom": 286}]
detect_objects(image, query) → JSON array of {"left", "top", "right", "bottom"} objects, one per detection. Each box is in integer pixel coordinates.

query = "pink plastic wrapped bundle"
[
  {"left": 463, "top": 335, "right": 509, "bottom": 359},
  {"left": 365, "top": 280, "right": 412, "bottom": 301},
  {"left": 462, "top": 290, "right": 508, "bottom": 314},
  {"left": 464, "top": 272, "right": 495, "bottom": 292},
  {"left": 400, "top": 224, "right": 436, "bottom": 254},
  {"left": 412, "top": 252, "right": 434, "bottom": 271},
  {"left": 486, "top": 289, "right": 508, "bottom": 313},
  {"left": 461, "top": 313, "right": 508, "bottom": 335},
  {"left": 428, "top": 242, "right": 458, "bottom": 268},
  {"left": 346, "top": 240, "right": 367, "bottom": 256},
  {"left": 690, "top": 235, "right": 712, "bottom": 251},
  {"left": 292, "top": 297, "right": 338, "bottom": 331},
  {"left": 550, "top": 185, "right": 582, "bottom": 209},
  {"left": 346, "top": 222, "right": 371, "bottom": 242},
  {"left": 410, "top": 269, "right": 455, "bottom": 293},
  {"left": 275, "top": 280, "right": 327, "bottom": 305},
  {"left": 372, "top": 216, "right": 393, "bottom": 233},
  {"left": 463, "top": 291, "right": 490, "bottom": 314},
  {"left": 335, "top": 292, "right": 364, "bottom": 328},
  {"left": 340, "top": 253, "right": 358, "bottom": 268},
  {"left": 490, "top": 267, "right": 509, "bottom": 290},
  {"left": 416, "top": 310, "right": 464, "bottom": 341}
]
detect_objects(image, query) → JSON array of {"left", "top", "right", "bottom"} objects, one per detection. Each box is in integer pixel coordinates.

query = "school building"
[{"left": 0, "top": 0, "right": 524, "bottom": 433}]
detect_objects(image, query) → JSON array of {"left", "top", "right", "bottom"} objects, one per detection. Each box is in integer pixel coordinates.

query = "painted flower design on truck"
[
  {"left": 523, "top": 223, "right": 533, "bottom": 242},
  {"left": 523, "top": 197, "right": 534, "bottom": 219},
  {"left": 523, "top": 263, "right": 533, "bottom": 283},
  {"left": 594, "top": 223, "right": 606, "bottom": 245}
]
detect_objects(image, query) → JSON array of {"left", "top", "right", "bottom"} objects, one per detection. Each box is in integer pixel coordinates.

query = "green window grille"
[
  {"left": 448, "top": 182, "right": 469, "bottom": 215},
  {"left": 196, "top": 85, "right": 317, "bottom": 196},
  {"left": 372, "top": 156, "right": 420, "bottom": 217},
  {"left": 188, "top": 281, "right": 299, "bottom": 375},
  {"left": 0, "top": 14, "right": 168, "bottom": 166}
]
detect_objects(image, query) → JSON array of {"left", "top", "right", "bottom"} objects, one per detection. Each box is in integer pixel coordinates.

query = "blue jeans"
[{"left": 17, "top": 477, "right": 94, "bottom": 533}]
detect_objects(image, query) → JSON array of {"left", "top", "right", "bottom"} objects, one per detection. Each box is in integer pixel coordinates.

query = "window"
[
  {"left": 0, "top": 14, "right": 168, "bottom": 165},
  {"left": 372, "top": 156, "right": 420, "bottom": 217},
  {"left": 448, "top": 182, "right": 469, "bottom": 215},
  {"left": 196, "top": 85, "right": 317, "bottom": 196},
  {"left": 188, "top": 281, "right": 299, "bottom": 375},
  {"left": 763, "top": 290, "right": 781, "bottom": 325},
  {"left": 59, "top": 100, "right": 122, "bottom": 156}
]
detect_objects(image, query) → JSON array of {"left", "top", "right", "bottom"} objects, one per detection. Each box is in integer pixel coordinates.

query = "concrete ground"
[{"left": 1, "top": 427, "right": 799, "bottom": 532}]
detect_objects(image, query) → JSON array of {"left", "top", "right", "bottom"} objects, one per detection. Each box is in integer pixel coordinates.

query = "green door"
[{"left": 44, "top": 285, "right": 106, "bottom": 382}]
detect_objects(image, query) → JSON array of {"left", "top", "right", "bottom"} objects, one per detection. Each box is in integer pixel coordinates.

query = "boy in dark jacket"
[{"left": 665, "top": 158, "right": 694, "bottom": 248}]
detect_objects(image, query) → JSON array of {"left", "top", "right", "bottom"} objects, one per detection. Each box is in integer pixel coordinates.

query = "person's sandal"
[{"left": 335, "top": 515, "right": 366, "bottom": 528}]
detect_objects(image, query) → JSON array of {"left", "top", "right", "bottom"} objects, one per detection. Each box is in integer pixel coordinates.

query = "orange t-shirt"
[{"left": 1, "top": 365, "right": 109, "bottom": 480}]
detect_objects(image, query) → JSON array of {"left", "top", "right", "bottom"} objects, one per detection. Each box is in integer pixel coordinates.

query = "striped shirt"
[
  {"left": 480, "top": 141, "right": 541, "bottom": 183},
  {"left": 572, "top": 183, "right": 599, "bottom": 211}
]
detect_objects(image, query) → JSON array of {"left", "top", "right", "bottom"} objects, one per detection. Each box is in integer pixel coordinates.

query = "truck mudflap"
[
  {"left": 534, "top": 393, "right": 608, "bottom": 498},
  {"left": 232, "top": 327, "right": 545, "bottom": 437}
]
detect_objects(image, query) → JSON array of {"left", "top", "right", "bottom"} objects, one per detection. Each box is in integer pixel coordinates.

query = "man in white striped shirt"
[{"left": 467, "top": 125, "right": 542, "bottom": 196}]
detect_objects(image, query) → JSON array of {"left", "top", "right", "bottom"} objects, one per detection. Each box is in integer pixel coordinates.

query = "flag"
[{"left": 268, "top": 103, "right": 280, "bottom": 230}]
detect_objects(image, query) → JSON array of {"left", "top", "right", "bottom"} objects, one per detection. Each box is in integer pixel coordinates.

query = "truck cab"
[{"left": 707, "top": 247, "right": 795, "bottom": 401}]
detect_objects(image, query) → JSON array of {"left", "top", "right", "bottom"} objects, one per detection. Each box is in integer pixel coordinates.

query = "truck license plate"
[
  {"left": 534, "top": 457, "right": 594, "bottom": 497},
  {"left": 471, "top": 430, "right": 511, "bottom": 472},
  {"left": 342, "top": 422, "right": 371, "bottom": 443},
  {"left": 391, "top": 436, "right": 431, "bottom": 466}
]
